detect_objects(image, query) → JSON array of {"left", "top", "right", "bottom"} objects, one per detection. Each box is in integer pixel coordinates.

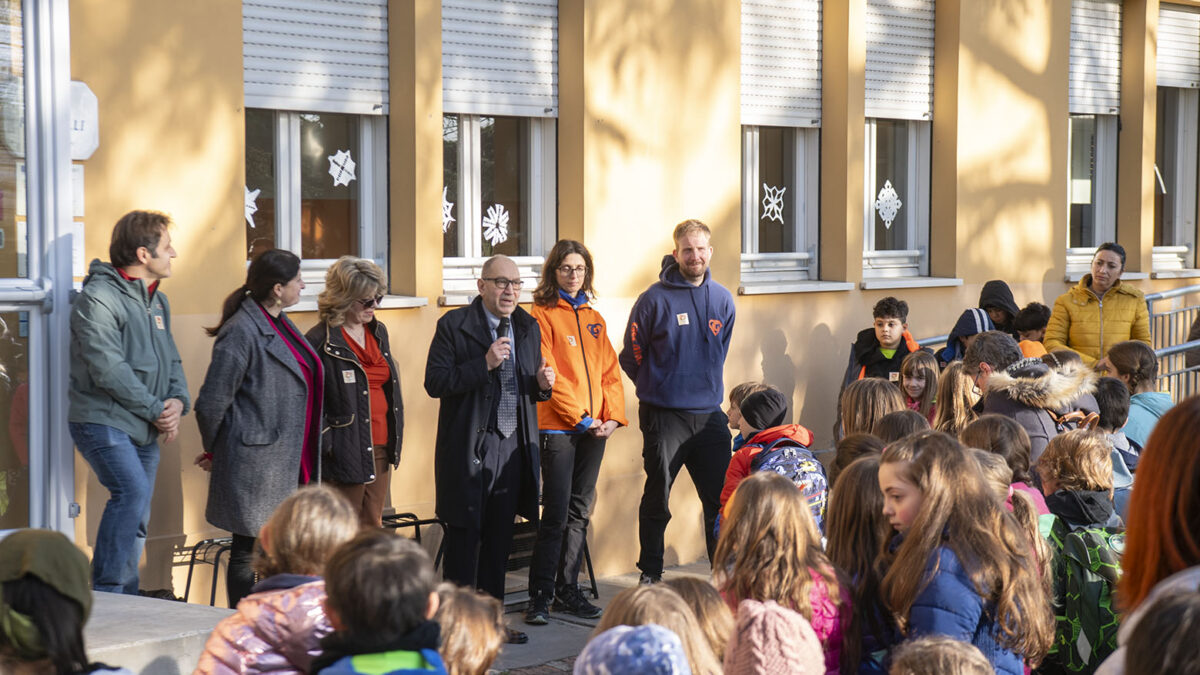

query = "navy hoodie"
[{"left": 620, "top": 255, "right": 735, "bottom": 412}]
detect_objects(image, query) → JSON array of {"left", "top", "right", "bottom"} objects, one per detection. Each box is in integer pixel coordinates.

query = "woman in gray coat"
[{"left": 194, "top": 249, "right": 323, "bottom": 607}]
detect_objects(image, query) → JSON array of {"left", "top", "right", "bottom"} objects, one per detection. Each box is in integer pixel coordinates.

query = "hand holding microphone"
[{"left": 487, "top": 316, "right": 513, "bottom": 370}]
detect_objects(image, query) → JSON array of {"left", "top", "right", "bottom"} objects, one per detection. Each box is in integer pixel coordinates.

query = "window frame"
[
  {"left": 739, "top": 125, "right": 821, "bottom": 290},
  {"left": 440, "top": 114, "right": 557, "bottom": 304},
  {"left": 862, "top": 117, "right": 931, "bottom": 279},
  {"left": 248, "top": 109, "right": 389, "bottom": 298},
  {"left": 1154, "top": 87, "right": 1199, "bottom": 273},
  {"left": 1066, "top": 113, "right": 1118, "bottom": 276}
]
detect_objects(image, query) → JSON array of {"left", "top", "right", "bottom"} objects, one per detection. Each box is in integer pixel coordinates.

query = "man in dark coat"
[{"left": 424, "top": 255, "right": 553, "bottom": 642}]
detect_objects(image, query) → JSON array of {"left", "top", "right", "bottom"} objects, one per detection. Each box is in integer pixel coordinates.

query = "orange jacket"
[
  {"left": 533, "top": 296, "right": 628, "bottom": 432},
  {"left": 720, "top": 423, "right": 815, "bottom": 517}
]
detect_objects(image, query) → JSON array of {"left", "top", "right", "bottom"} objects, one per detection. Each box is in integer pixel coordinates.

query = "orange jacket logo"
[{"left": 709, "top": 319, "right": 722, "bottom": 336}]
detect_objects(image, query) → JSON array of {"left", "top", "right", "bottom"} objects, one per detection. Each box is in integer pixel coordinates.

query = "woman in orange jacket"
[{"left": 524, "top": 239, "right": 627, "bottom": 626}]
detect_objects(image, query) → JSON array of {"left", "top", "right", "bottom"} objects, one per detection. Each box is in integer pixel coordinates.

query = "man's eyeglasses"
[
  {"left": 357, "top": 295, "right": 385, "bottom": 308},
  {"left": 482, "top": 277, "right": 524, "bottom": 290},
  {"left": 557, "top": 265, "right": 587, "bottom": 277}
]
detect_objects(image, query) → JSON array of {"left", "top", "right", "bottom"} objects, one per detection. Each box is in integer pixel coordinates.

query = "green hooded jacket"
[{"left": 68, "top": 259, "right": 190, "bottom": 446}]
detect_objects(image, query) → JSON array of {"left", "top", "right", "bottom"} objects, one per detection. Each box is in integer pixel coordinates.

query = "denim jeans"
[{"left": 70, "top": 422, "right": 159, "bottom": 594}]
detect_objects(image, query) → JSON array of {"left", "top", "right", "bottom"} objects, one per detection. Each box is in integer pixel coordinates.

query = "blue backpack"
[{"left": 748, "top": 437, "right": 829, "bottom": 532}]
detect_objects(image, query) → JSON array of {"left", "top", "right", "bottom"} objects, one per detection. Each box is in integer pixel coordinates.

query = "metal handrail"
[
  {"left": 916, "top": 334, "right": 949, "bottom": 349},
  {"left": 1155, "top": 339, "right": 1200, "bottom": 358},
  {"left": 1144, "top": 284, "right": 1200, "bottom": 303}
]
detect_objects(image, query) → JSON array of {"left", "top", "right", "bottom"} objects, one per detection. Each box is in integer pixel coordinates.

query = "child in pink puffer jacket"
[{"left": 714, "top": 471, "right": 851, "bottom": 675}]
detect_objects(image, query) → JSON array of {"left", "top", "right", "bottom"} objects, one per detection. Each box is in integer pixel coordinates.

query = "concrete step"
[{"left": 86, "top": 591, "right": 233, "bottom": 675}]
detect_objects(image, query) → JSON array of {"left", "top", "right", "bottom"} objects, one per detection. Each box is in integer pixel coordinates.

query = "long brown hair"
[
  {"left": 841, "top": 378, "right": 905, "bottom": 437},
  {"left": 252, "top": 484, "right": 359, "bottom": 578},
  {"left": 533, "top": 239, "right": 595, "bottom": 306},
  {"left": 713, "top": 472, "right": 842, "bottom": 623},
  {"left": 663, "top": 577, "right": 734, "bottom": 662},
  {"left": 970, "top": 448, "right": 1051, "bottom": 591},
  {"left": 1119, "top": 396, "right": 1200, "bottom": 612},
  {"left": 435, "top": 583, "right": 504, "bottom": 675},
  {"left": 592, "top": 584, "right": 722, "bottom": 675},
  {"left": 932, "top": 362, "right": 979, "bottom": 435},
  {"left": 960, "top": 414, "right": 1034, "bottom": 484},
  {"left": 825, "top": 455, "right": 890, "bottom": 674},
  {"left": 879, "top": 431, "right": 1054, "bottom": 665},
  {"left": 1106, "top": 340, "right": 1158, "bottom": 393},
  {"left": 900, "top": 351, "right": 938, "bottom": 419}
]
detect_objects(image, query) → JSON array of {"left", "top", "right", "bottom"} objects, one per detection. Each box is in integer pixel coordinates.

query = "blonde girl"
[
  {"left": 932, "top": 362, "right": 979, "bottom": 436},
  {"left": 592, "top": 584, "right": 722, "bottom": 675},
  {"left": 714, "top": 471, "right": 849, "bottom": 674},
  {"left": 900, "top": 351, "right": 938, "bottom": 424},
  {"left": 663, "top": 577, "right": 734, "bottom": 662},
  {"left": 877, "top": 431, "right": 1053, "bottom": 675}
]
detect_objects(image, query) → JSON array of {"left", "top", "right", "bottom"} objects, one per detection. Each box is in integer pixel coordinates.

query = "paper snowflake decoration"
[
  {"left": 442, "top": 186, "right": 455, "bottom": 233},
  {"left": 482, "top": 203, "right": 509, "bottom": 246},
  {"left": 874, "top": 180, "right": 902, "bottom": 229},
  {"left": 761, "top": 183, "right": 786, "bottom": 224},
  {"left": 328, "top": 149, "right": 356, "bottom": 187},
  {"left": 244, "top": 186, "right": 260, "bottom": 229}
]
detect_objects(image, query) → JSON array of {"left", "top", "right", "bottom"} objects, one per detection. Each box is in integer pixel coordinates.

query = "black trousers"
[
  {"left": 227, "top": 533, "right": 257, "bottom": 608},
  {"left": 637, "top": 404, "right": 731, "bottom": 577},
  {"left": 442, "top": 429, "right": 525, "bottom": 600},
  {"left": 527, "top": 432, "right": 606, "bottom": 596}
]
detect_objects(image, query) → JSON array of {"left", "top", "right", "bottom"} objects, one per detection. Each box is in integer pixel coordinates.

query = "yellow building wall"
[{"left": 65, "top": 0, "right": 1200, "bottom": 602}]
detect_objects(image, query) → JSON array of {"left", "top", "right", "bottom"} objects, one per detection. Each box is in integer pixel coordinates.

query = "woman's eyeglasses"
[
  {"left": 557, "top": 265, "right": 587, "bottom": 277},
  {"left": 357, "top": 295, "right": 385, "bottom": 308}
]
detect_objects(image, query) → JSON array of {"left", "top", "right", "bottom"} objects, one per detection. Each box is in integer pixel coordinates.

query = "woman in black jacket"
[{"left": 305, "top": 256, "right": 403, "bottom": 527}]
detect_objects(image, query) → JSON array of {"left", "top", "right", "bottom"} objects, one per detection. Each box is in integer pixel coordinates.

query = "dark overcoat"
[
  {"left": 306, "top": 320, "right": 404, "bottom": 484},
  {"left": 423, "top": 297, "right": 549, "bottom": 528},
  {"left": 196, "top": 297, "right": 321, "bottom": 536}
]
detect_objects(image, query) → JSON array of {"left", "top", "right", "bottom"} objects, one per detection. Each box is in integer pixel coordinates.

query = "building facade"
[{"left": 2, "top": 0, "right": 1197, "bottom": 598}]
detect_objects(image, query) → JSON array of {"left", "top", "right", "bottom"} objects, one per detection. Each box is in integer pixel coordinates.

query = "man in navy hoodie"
[{"left": 620, "top": 219, "right": 736, "bottom": 584}]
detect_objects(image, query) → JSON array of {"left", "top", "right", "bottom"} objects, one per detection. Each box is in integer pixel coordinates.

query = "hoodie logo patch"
[
  {"left": 567, "top": 336, "right": 577, "bottom": 347},
  {"left": 676, "top": 313, "right": 689, "bottom": 326},
  {"left": 709, "top": 319, "right": 722, "bottom": 336},
  {"left": 587, "top": 323, "right": 602, "bottom": 339},
  {"left": 154, "top": 315, "right": 164, "bottom": 330}
]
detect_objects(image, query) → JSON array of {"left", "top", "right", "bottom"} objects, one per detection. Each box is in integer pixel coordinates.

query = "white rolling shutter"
[
  {"left": 442, "top": 0, "right": 558, "bottom": 118},
  {"left": 243, "top": 0, "right": 389, "bottom": 115},
  {"left": 865, "top": 0, "right": 935, "bottom": 121},
  {"left": 741, "top": 0, "right": 822, "bottom": 127},
  {"left": 1158, "top": 4, "right": 1200, "bottom": 89},
  {"left": 1069, "top": 0, "right": 1122, "bottom": 114}
]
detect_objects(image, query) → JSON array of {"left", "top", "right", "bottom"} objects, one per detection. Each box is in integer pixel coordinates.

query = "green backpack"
[{"left": 1040, "top": 514, "right": 1124, "bottom": 673}]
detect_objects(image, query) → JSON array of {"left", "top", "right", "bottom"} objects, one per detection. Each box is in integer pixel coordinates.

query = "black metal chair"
[
  {"left": 382, "top": 512, "right": 447, "bottom": 570},
  {"left": 182, "top": 537, "right": 233, "bottom": 606}
]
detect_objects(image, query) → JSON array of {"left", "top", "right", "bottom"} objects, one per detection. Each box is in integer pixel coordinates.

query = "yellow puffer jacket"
[{"left": 1044, "top": 276, "right": 1150, "bottom": 365}]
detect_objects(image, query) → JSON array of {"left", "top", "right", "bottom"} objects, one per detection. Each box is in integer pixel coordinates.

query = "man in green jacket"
[{"left": 68, "top": 210, "right": 189, "bottom": 595}]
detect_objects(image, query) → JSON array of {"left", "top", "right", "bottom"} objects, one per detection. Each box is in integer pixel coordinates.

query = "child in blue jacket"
[{"left": 877, "top": 431, "right": 1055, "bottom": 675}]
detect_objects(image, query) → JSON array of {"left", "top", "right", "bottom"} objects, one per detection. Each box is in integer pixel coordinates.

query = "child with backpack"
[
  {"left": 719, "top": 388, "right": 826, "bottom": 532},
  {"left": 1092, "top": 377, "right": 1136, "bottom": 520},
  {"left": 900, "top": 352, "right": 938, "bottom": 424},
  {"left": 1036, "top": 430, "right": 1124, "bottom": 673},
  {"left": 878, "top": 431, "right": 1054, "bottom": 675},
  {"left": 726, "top": 381, "right": 770, "bottom": 452},
  {"left": 714, "top": 471, "right": 850, "bottom": 675}
]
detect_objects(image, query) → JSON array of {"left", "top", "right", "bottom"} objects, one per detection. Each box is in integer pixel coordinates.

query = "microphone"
[{"left": 497, "top": 316, "right": 510, "bottom": 338}]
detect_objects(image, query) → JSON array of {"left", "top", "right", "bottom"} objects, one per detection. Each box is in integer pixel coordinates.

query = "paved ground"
[{"left": 493, "top": 560, "right": 712, "bottom": 673}]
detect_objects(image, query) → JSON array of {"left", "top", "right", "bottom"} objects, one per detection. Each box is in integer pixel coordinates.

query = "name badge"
[
  {"left": 154, "top": 315, "right": 164, "bottom": 330},
  {"left": 676, "top": 313, "right": 690, "bottom": 326},
  {"left": 567, "top": 336, "right": 577, "bottom": 347},
  {"left": 342, "top": 370, "right": 356, "bottom": 383},
  {"left": 889, "top": 371, "right": 900, "bottom": 382}
]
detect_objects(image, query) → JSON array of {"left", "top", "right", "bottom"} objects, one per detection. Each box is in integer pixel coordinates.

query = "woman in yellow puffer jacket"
[
  {"left": 523, "top": 239, "right": 627, "bottom": 626},
  {"left": 1044, "top": 243, "right": 1151, "bottom": 365}
]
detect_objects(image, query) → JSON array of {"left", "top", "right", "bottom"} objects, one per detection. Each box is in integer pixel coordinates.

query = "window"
[
  {"left": 1067, "top": 114, "right": 1118, "bottom": 273},
  {"left": 1154, "top": 88, "right": 1198, "bottom": 271},
  {"left": 244, "top": 109, "right": 388, "bottom": 294},
  {"left": 440, "top": 114, "right": 556, "bottom": 302},
  {"left": 863, "top": 119, "right": 931, "bottom": 278},
  {"left": 740, "top": 127, "right": 820, "bottom": 288}
]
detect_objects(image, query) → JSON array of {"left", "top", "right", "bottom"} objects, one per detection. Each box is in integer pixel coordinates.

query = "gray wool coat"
[{"left": 195, "top": 297, "right": 322, "bottom": 536}]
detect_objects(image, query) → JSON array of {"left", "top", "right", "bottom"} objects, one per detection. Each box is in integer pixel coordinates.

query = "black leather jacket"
[{"left": 306, "top": 320, "right": 403, "bottom": 484}]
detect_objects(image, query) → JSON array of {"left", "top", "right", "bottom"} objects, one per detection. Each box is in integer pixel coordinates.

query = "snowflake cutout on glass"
[
  {"left": 441, "top": 186, "right": 455, "bottom": 233},
  {"left": 245, "top": 186, "right": 260, "bottom": 229},
  {"left": 874, "top": 180, "right": 902, "bottom": 229},
  {"left": 482, "top": 204, "right": 509, "bottom": 246},
  {"left": 761, "top": 183, "right": 786, "bottom": 224},
  {"left": 328, "top": 149, "right": 357, "bottom": 187}
]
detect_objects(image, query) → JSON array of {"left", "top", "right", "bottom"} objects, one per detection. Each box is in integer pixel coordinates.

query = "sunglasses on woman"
[{"left": 357, "top": 295, "right": 385, "bottom": 308}]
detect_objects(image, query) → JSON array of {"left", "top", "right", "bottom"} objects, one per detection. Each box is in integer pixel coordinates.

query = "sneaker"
[
  {"left": 638, "top": 572, "right": 662, "bottom": 586},
  {"left": 554, "top": 584, "right": 603, "bottom": 619},
  {"left": 524, "top": 591, "right": 551, "bottom": 626}
]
